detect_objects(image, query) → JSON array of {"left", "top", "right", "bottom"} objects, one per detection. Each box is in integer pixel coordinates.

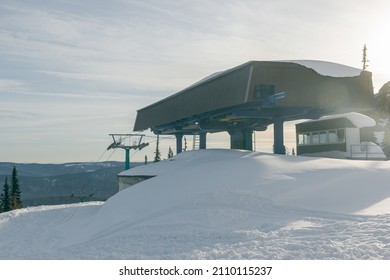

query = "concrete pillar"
[
  {"left": 175, "top": 133, "right": 183, "bottom": 154},
  {"left": 199, "top": 132, "right": 207, "bottom": 149},
  {"left": 229, "top": 130, "right": 241, "bottom": 150},
  {"left": 229, "top": 129, "right": 253, "bottom": 151},
  {"left": 243, "top": 129, "right": 253, "bottom": 151},
  {"left": 273, "top": 117, "right": 285, "bottom": 154}
]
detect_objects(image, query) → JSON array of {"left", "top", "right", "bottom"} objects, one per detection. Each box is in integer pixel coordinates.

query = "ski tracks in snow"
[
  {"left": 52, "top": 196, "right": 390, "bottom": 259},
  {"left": 1, "top": 199, "right": 389, "bottom": 259}
]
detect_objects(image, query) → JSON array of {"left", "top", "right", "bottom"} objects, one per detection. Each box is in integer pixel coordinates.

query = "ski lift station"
[
  {"left": 118, "top": 60, "right": 378, "bottom": 190},
  {"left": 133, "top": 60, "right": 375, "bottom": 155},
  {"left": 296, "top": 112, "right": 385, "bottom": 160}
]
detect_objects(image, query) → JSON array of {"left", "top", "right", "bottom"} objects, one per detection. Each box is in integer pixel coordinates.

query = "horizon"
[{"left": 1, "top": 0, "right": 389, "bottom": 163}]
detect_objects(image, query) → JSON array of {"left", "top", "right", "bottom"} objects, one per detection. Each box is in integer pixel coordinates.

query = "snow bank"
[
  {"left": 116, "top": 150, "right": 390, "bottom": 218},
  {"left": 1, "top": 150, "right": 390, "bottom": 259}
]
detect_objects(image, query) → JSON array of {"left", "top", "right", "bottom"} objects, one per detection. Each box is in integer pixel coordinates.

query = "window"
[
  {"left": 319, "top": 131, "right": 327, "bottom": 144},
  {"left": 312, "top": 132, "right": 319, "bottom": 144},
  {"left": 328, "top": 130, "right": 337, "bottom": 143},
  {"left": 298, "top": 133, "right": 311, "bottom": 145},
  {"left": 298, "top": 134, "right": 304, "bottom": 145},
  {"left": 337, "top": 129, "right": 345, "bottom": 143},
  {"left": 297, "top": 128, "right": 346, "bottom": 146}
]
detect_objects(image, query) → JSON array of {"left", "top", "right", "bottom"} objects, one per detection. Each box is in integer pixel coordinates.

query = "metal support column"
[
  {"left": 176, "top": 133, "right": 183, "bottom": 154},
  {"left": 125, "top": 148, "right": 130, "bottom": 170},
  {"left": 229, "top": 130, "right": 242, "bottom": 150},
  {"left": 229, "top": 129, "right": 253, "bottom": 151},
  {"left": 243, "top": 129, "right": 253, "bottom": 151},
  {"left": 199, "top": 132, "right": 207, "bottom": 149},
  {"left": 273, "top": 117, "right": 285, "bottom": 154}
]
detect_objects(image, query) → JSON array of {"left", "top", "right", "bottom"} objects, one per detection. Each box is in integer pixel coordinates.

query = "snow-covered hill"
[
  {"left": 0, "top": 161, "right": 133, "bottom": 206},
  {"left": 0, "top": 149, "right": 389, "bottom": 259}
]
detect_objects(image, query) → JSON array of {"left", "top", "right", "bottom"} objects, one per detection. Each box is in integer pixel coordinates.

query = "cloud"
[
  {"left": 0, "top": 79, "right": 27, "bottom": 92},
  {"left": 1, "top": 0, "right": 389, "bottom": 162},
  {"left": 1, "top": 0, "right": 358, "bottom": 94},
  {"left": 0, "top": 109, "right": 39, "bottom": 122}
]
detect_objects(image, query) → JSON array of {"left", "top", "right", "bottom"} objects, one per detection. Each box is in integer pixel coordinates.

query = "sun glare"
[{"left": 366, "top": 15, "right": 390, "bottom": 90}]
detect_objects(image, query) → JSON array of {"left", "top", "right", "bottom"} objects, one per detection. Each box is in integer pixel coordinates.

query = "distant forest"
[{"left": 0, "top": 161, "right": 143, "bottom": 207}]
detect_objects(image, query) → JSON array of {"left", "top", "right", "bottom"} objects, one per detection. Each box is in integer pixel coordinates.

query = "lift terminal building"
[{"left": 133, "top": 60, "right": 374, "bottom": 154}]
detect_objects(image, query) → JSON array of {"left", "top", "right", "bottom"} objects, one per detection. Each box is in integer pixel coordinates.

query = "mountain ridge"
[{"left": 0, "top": 161, "right": 144, "bottom": 206}]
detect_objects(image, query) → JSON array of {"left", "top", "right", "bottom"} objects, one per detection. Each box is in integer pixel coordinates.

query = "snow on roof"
[
  {"left": 188, "top": 60, "right": 362, "bottom": 90},
  {"left": 277, "top": 60, "right": 362, "bottom": 77},
  {"left": 301, "top": 112, "right": 376, "bottom": 128}
]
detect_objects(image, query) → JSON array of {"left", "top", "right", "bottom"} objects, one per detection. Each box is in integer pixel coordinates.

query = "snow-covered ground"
[{"left": 0, "top": 149, "right": 389, "bottom": 259}]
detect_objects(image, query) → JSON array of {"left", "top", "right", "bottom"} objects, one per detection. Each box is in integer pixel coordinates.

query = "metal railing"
[{"left": 349, "top": 144, "right": 386, "bottom": 160}]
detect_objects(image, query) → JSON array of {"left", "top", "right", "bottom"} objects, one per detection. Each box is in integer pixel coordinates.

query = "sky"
[{"left": 0, "top": 0, "right": 389, "bottom": 163}]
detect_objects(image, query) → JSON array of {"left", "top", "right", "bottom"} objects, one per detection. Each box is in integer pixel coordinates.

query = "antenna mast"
[
  {"left": 107, "top": 134, "right": 149, "bottom": 170},
  {"left": 362, "top": 44, "right": 369, "bottom": 71}
]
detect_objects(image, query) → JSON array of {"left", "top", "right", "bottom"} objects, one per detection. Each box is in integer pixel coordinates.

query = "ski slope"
[{"left": 0, "top": 149, "right": 389, "bottom": 259}]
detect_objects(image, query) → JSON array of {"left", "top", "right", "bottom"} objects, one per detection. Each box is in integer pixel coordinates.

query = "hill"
[
  {"left": 0, "top": 150, "right": 389, "bottom": 259},
  {"left": 0, "top": 161, "right": 143, "bottom": 206}
]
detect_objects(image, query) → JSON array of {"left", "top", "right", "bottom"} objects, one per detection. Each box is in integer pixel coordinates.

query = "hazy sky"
[{"left": 1, "top": 0, "right": 389, "bottom": 163}]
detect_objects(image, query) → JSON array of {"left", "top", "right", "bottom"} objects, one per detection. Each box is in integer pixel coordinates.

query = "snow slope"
[{"left": 0, "top": 149, "right": 389, "bottom": 259}]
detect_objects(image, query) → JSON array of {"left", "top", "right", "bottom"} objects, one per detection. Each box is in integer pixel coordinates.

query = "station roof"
[
  {"left": 299, "top": 112, "right": 376, "bottom": 128},
  {"left": 134, "top": 60, "right": 374, "bottom": 134}
]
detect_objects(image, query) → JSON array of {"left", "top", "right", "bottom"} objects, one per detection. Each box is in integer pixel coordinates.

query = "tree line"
[{"left": 1, "top": 167, "right": 23, "bottom": 213}]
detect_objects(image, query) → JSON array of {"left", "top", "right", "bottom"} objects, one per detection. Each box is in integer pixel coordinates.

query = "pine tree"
[
  {"left": 1, "top": 177, "right": 11, "bottom": 212},
  {"left": 183, "top": 137, "right": 187, "bottom": 152},
  {"left": 168, "top": 146, "right": 174, "bottom": 159},
  {"left": 0, "top": 190, "right": 2, "bottom": 213},
  {"left": 154, "top": 135, "right": 161, "bottom": 162},
  {"left": 11, "top": 167, "right": 22, "bottom": 209}
]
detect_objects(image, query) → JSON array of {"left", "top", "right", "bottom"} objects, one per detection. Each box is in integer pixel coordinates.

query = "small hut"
[{"left": 296, "top": 112, "right": 385, "bottom": 159}]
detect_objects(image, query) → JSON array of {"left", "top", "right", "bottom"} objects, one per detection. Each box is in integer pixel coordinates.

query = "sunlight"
[{"left": 366, "top": 16, "right": 390, "bottom": 90}]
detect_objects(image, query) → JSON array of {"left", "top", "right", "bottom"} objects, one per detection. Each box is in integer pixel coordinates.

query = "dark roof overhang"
[{"left": 133, "top": 60, "right": 374, "bottom": 134}]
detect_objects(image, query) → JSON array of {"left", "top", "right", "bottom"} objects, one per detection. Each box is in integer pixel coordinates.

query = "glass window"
[
  {"left": 298, "top": 133, "right": 312, "bottom": 145},
  {"left": 337, "top": 129, "right": 345, "bottom": 143},
  {"left": 312, "top": 132, "right": 319, "bottom": 144},
  {"left": 304, "top": 132, "right": 311, "bottom": 144},
  {"left": 298, "top": 128, "right": 346, "bottom": 146},
  {"left": 298, "top": 133, "right": 304, "bottom": 145},
  {"left": 328, "top": 130, "right": 337, "bottom": 143},
  {"left": 319, "top": 131, "right": 327, "bottom": 144}
]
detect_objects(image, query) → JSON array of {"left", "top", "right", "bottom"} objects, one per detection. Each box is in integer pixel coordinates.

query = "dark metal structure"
[
  {"left": 133, "top": 61, "right": 374, "bottom": 154},
  {"left": 107, "top": 134, "right": 149, "bottom": 170}
]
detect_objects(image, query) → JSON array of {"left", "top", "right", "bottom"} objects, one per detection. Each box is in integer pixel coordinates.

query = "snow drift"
[{"left": 0, "top": 150, "right": 389, "bottom": 259}]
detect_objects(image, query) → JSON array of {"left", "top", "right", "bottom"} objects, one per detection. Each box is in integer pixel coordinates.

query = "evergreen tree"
[
  {"left": 154, "top": 135, "right": 161, "bottom": 162},
  {"left": 11, "top": 166, "right": 22, "bottom": 209},
  {"left": 168, "top": 146, "right": 174, "bottom": 159},
  {"left": 1, "top": 177, "right": 11, "bottom": 212},
  {"left": 183, "top": 137, "right": 187, "bottom": 152}
]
